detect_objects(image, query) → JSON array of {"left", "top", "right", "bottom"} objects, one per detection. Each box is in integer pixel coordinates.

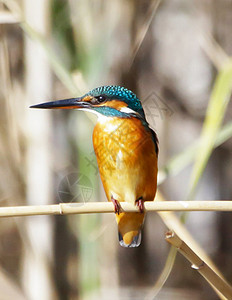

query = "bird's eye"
[
  {"left": 90, "top": 95, "right": 107, "bottom": 105},
  {"left": 95, "top": 95, "right": 106, "bottom": 103}
]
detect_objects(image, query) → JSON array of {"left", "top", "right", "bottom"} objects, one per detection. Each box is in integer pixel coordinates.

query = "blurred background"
[{"left": 1, "top": 0, "right": 232, "bottom": 299}]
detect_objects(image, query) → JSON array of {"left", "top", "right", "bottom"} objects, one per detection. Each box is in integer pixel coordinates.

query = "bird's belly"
[
  {"left": 93, "top": 117, "right": 158, "bottom": 204},
  {"left": 105, "top": 160, "right": 156, "bottom": 204}
]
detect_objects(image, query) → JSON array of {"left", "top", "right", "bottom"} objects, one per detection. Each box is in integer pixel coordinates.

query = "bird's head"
[{"left": 30, "top": 85, "right": 145, "bottom": 119}]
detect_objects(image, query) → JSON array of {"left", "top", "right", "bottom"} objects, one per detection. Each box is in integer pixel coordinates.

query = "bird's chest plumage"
[{"left": 92, "top": 116, "right": 158, "bottom": 204}]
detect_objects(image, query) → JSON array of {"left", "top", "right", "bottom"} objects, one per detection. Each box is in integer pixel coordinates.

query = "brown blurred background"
[{"left": 1, "top": 0, "right": 232, "bottom": 299}]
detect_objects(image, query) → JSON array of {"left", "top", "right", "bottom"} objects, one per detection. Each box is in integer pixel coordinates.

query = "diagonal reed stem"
[{"left": 166, "top": 231, "right": 232, "bottom": 299}]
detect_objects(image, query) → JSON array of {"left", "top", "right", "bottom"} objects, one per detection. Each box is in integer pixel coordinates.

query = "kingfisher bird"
[{"left": 30, "top": 85, "right": 158, "bottom": 247}]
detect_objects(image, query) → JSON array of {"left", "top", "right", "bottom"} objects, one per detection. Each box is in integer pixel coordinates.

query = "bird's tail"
[{"left": 115, "top": 212, "right": 145, "bottom": 247}]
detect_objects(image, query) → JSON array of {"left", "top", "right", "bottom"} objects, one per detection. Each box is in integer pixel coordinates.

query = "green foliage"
[
  {"left": 158, "top": 120, "right": 232, "bottom": 186},
  {"left": 188, "top": 60, "right": 232, "bottom": 200}
]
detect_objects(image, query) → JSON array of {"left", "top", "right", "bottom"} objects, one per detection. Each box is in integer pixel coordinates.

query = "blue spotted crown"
[{"left": 86, "top": 85, "right": 145, "bottom": 118}]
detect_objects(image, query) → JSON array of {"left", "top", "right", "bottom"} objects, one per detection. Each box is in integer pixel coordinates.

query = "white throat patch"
[{"left": 120, "top": 107, "right": 137, "bottom": 114}]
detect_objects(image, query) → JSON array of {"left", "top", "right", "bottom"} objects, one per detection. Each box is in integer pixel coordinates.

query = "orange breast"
[{"left": 92, "top": 116, "right": 158, "bottom": 204}]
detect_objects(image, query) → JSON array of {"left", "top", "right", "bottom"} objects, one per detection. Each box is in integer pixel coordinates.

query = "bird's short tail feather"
[
  {"left": 118, "top": 230, "right": 142, "bottom": 248},
  {"left": 115, "top": 212, "right": 145, "bottom": 248}
]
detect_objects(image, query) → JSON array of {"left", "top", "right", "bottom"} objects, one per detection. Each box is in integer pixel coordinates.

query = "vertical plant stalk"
[
  {"left": 0, "top": 24, "right": 21, "bottom": 166},
  {"left": 23, "top": 0, "right": 54, "bottom": 299}
]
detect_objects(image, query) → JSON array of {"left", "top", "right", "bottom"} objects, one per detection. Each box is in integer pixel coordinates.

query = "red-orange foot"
[
  {"left": 111, "top": 196, "right": 121, "bottom": 215},
  {"left": 135, "top": 197, "right": 144, "bottom": 213}
]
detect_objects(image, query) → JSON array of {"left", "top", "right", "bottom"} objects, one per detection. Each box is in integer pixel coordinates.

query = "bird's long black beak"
[{"left": 30, "top": 97, "right": 90, "bottom": 109}]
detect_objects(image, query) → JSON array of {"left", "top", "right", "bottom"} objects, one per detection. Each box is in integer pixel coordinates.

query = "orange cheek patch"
[{"left": 98, "top": 100, "right": 127, "bottom": 110}]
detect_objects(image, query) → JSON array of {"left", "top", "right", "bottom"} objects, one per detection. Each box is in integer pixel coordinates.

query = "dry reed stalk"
[
  {"left": 0, "top": 201, "right": 232, "bottom": 217},
  {"left": 23, "top": 0, "right": 54, "bottom": 299},
  {"left": 166, "top": 231, "right": 232, "bottom": 299},
  {"left": 156, "top": 191, "right": 227, "bottom": 300}
]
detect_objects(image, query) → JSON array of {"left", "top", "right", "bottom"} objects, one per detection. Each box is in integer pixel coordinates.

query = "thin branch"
[
  {"left": 145, "top": 246, "right": 177, "bottom": 300},
  {"left": 0, "top": 201, "right": 232, "bottom": 218},
  {"left": 166, "top": 231, "right": 232, "bottom": 299},
  {"left": 129, "top": 0, "right": 162, "bottom": 68}
]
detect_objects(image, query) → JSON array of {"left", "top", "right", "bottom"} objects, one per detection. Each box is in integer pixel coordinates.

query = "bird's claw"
[
  {"left": 135, "top": 197, "right": 144, "bottom": 213},
  {"left": 111, "top": 196, "right": 121, "bottom": 215}
]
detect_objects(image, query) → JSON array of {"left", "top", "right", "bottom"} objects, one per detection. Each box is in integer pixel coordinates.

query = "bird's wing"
[{"left": 149, "top": 127, "right": 159, "bottom": 155}]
